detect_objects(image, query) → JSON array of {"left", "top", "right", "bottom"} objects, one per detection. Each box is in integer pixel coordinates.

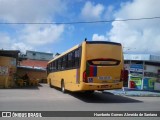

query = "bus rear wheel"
[
  {"left": 49, "top": 80, "right": 53, "bottom": 88},
  {"left": 85, "top": 90, "right": 94, "bottom": 94},
  {"left": 61, "top": 80, "right": 66, "bottom": 93}
]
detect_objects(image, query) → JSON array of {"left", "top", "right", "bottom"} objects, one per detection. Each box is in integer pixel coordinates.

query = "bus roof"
[
  {"left": 86, "top": 41, "right": 121, "bottom": 46},
  {"left": 48, "top": 41, "right": 121, "bottom": 64},
  {"left": 48, "top": 44, "right": 81, "bottom": 64}
]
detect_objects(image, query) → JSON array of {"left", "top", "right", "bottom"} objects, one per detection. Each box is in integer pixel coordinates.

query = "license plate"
[
  {"left": 98, "top": 76, "right": 112, "bottom": 80},
  {"left": 88, "top": 78, "right": 93, "bottom": 83}
]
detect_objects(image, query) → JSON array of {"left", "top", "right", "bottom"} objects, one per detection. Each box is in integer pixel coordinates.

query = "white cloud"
[
  {"left": 92, "top": 34, "right": 108, "bottom": 41},
  {"left": 0, "top": 24, "right": 65, "bottom": 52},
  {"left": 81, "top": 1, "right": 105, "bottom": 20},
  {"left": 0, "top": 0, "right": 66, "bottom": 22},
  {"left": 0, "top": 33, "right": 12, "bottom": 49},
  {"left": 11, "top": 42, "right": 33, "bottom": 53},
  {"left": 0, "top": 33, "right": 32, "bottom": 53},
  {"left": 108, "top": 0, "right": 160, "bottom": 54},
  {"left": 20, "top": 24, "right": 64, "bottom": 45},
  {"left": 0, "top": 0, "right": 66, "bottom": 53}
]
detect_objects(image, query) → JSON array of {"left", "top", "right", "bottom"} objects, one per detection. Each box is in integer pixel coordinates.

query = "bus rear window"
[{"left": 87, "top": 58, "right": 120, "bottom": 66}]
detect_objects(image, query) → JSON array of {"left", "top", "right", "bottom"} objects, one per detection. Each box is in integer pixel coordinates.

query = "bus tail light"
[
  {"left": 83, "top": 71, "right": 88, "bottom": 83},
  {"left": 120, "top": 69, "right": 124, "bottom": 82},
  {"left": 120, "top": 69, "right": 129, "bottom": 84},
  {"left": 120, "top": 69, "right": 128, "bottom": 81}
]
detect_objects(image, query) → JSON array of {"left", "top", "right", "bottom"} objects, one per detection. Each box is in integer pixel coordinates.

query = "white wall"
[{"left": 144, "top": 65, "right": 160, "bottom": 73}]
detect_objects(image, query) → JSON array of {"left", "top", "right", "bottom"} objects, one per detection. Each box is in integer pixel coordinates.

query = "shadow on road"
[
  {"left": 1, "top": 84, "right": 45, "bottom": 90},
  {"left": 68, "top": 91, "right": 142, "bottom": 103},
  {"left": 12, "top": 86, "right": 40, "bottom": 90}
]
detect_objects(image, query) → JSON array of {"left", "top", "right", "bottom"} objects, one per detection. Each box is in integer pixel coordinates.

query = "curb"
[{"left": 104, "top": 90, "right": 160, "bottom": 97}]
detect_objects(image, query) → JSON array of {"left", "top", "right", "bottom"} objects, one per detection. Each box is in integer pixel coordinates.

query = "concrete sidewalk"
[{"left": 104, "top": 88, "right": 160, "bottom": 97}]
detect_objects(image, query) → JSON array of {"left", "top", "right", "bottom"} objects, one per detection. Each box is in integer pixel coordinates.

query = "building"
[
  {"left": 0, "top": 49, "right": 55, "bottom": 87},
  {"left": 124, "top": 53, "right": 160, "bottom": 91},
  {"left": 17, "top": 50, "right": 53, "bottom": 83},
  {"left": 26, "top": 50, "right": 53, "bottom": 61},
  {"left": 0, "top": 50, "right": 20, "bottom": 88},
  {"left": 19, "top": 59, "right": 47, "bottom": 70},
  {"left": 0, "top": 50, "right": 20, "bottom": 64}
]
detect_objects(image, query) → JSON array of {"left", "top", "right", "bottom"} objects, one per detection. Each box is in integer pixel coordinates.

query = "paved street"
[{"left": 0, "top": 84, "right": 160, "bottom": 120}]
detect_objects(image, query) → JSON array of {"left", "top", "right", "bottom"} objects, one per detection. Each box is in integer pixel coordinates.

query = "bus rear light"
[
  {"left": 120, "top": 69, "right": 124, "bottom": 82},
  {"left": 83, "top": 71, "right": 88, "bottom": 83},
  {"left": 120, "top": 69, "right": 128, "bottom": 81},
  {"left": 120, "top": 69, "right": 129, "bottom": 84}
]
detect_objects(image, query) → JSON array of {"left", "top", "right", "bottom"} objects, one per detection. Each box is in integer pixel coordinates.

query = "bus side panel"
[
  {"left": 48, "top": 69, "right": 82, "bottom": 91},
  {"left": 79, "top": 42, "right": 87, "bottom": 83},
  {"left": 47, "top": 73, "right": 61, "bottom": 88}
]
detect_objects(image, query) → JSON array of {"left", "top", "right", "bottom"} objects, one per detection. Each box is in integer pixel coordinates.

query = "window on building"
[{"left": 32, "top": 53, "right": 36, "bottom": 56}]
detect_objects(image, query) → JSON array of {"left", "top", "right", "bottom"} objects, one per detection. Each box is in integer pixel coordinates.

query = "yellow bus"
[{"left": 47, "top": 41, "right": 124, "bottom": 93}]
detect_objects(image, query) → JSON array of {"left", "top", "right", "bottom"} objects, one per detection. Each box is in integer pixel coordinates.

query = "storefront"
[
  {"left": 0, "top": 50, "right": 19, "bottom": 88},
  {"left": 17, "top": 66, "right": 47, "bottom": 84},
  {"left": 124, "top": 54, "right": 160, "bottom": 91},
  {"left": 0, "top": 56, "right": 17, "bottom": 88}
]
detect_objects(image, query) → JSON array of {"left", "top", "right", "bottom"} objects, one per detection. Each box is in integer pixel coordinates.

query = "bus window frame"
[{"left": 47, "top": 47, "right": 82, "bottom": 73}]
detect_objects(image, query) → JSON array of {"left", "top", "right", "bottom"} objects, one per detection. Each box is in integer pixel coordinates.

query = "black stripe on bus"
[{"left": 86, "top": 41, "right": 121, "bottom": 46}]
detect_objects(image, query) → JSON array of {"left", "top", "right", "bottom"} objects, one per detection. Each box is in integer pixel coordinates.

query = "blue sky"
[{"left": 0, "top": 0, "right": 160, "bottom": 55}]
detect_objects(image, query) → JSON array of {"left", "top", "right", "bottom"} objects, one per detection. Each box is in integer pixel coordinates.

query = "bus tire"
[
  {"left": 85, "top": 90, "right": 94, "bottom": 94},
  {"left": 49, "top": 80, "right": 53, "bottom": 88},
  {"left": 61, "top": 80, "right": 66, "bottom": 93}
]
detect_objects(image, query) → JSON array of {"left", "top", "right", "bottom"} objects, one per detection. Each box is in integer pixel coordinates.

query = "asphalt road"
[{"left": 0, "top": 83, "right": 160, "bottom": 120}]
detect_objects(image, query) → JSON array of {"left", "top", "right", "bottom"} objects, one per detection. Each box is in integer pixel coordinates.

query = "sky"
[{"left": 0, "top": 0, "right": 160, "bottom": 55}]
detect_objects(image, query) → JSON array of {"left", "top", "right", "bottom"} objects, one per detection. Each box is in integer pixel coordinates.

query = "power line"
[{"left": 0, "top": 16, "right": 160, "bottom": 25}]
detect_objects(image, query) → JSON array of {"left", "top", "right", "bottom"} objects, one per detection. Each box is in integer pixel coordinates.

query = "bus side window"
[
  {"left": 53, "top": 62, "right": 55, "bottom": 71},
  {"left": 75, "top": 49, "right": 80, "bottom": 67},
  {"left": 65, "top": 55, "right": 68, "bottom": 69},
  {"left": 55, "top": 60, "right": 58, "bottom": 71},
  {"left": 62, "top": 56, "right": 66, "bottom": 70},
  {"left": 68, "top": 52, "right": 72, "bottom": 68},
  {"left": 58, "top": 58, "right": 62, "bottom": 70},
  {"left": 72, "top": 51, "right": 75, "bottom": 68},
  {"left": 50, "top": 62, "right": 52, "bottom": 72}
]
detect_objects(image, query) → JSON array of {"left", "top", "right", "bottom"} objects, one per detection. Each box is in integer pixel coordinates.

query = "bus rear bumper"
[{"left": 81, "top": 82, "right": 123, "bottom": 91}]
